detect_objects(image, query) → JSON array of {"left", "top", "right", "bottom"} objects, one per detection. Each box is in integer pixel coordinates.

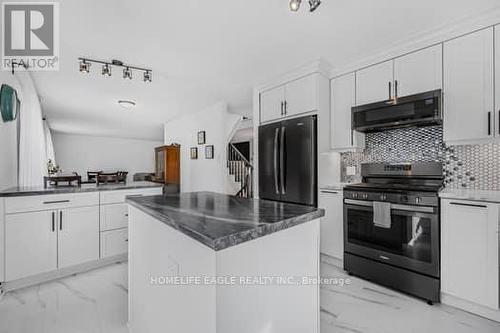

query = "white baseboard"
[
  {"left": 320, "top": 253, "right": 344, "bottom": 269},
  {"left": 2, "top": 254, "right": 127, "bottom": 292},
  {"left": 441, "top": 292, "right": 500, "bottom": 323}
]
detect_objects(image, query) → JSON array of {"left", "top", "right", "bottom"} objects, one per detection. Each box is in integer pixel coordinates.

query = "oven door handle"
[{"left": 344, "top": 199, "right": 435, "bottom": 213}]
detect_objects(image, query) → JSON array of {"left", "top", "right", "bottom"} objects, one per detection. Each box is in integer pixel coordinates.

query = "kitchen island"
[{"left": 126, "top": 191, "right": 324, "bottom": 333}]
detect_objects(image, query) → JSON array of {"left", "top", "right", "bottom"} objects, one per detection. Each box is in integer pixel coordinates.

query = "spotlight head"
[
  {"left": 123, "top": 67, "right": 132, "bottom": 80},
  {"left": 143, "top": 70, "right": 152, "bottom": 83},
  {"left": 308, "top": 0, "right": 321, "bottom": 12},
  {"left": 79, "top": 60, "right": 90, "bottom": 73},
  {"left": 102, "top": 64, "right": 111, "bottom": 76},
  {"left": 289, "top": 0, "right": 301, "bottom": 11}
]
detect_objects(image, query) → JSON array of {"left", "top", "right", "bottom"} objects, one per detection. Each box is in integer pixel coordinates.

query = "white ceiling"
[{"left": 26, "top": 0, "right": 500, "bottom": 140}]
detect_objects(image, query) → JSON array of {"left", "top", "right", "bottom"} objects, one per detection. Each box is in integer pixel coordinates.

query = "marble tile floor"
[
  {"left": 320, "top": 256, "right": 500, "bottom": 333},
  {"left": 0, "top": 258, "right": 499, "bottom": 333}
]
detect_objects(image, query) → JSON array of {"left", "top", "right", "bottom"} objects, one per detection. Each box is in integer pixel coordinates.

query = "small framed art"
[
  {"left": 197, "top": 131, "right": 206, "bottom": 145},
  {"left": 190, "top": 147, "right": 198, "bottom": 160},
  {"left": 205, "top": 145, "right": 214, "bottom": 159}
]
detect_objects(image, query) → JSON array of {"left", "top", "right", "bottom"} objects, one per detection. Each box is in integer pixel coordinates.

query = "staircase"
[{"left": 227, "top": 143, "right": 254, "bottom": 198}]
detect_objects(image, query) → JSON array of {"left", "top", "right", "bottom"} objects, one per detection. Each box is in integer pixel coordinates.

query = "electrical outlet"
[{"left": 346, "top": 166, "right": 357, "bottom": 176}]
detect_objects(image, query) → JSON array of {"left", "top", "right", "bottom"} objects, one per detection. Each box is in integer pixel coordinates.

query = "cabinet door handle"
[
  {"left": 43, "top": 200, "right": 70, "bottom": 205},
  {"left": 59, "top": 211, "right": 63, "bottom": 230},
  {"left": 394, "top": 80, "right": 398, "bottom": 100},
  {"left": 281, "top": 101, "right": 284, "bottom": 116},
  {"left": 52, "top": 212, "right": 55, "bottom": 232},
  {"left": 488, "top": 112, "right": 492, "bottom": 136},
  {"left": 284, "top": 101, "right": 287, "bottom": 115},
  {"left": 498, "top": 110, "right": 500, "bottom": 135},
  {"left": 320, "top": 190, "right": 338, "bottom": 194},
  {"left": 449, "top": 202, "right": 487, "bottom": 209},
  {"left": 388, "top": 81, "right": 392, "bottom": 100}
]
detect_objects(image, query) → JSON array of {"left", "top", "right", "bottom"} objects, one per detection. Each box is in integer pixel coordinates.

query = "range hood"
[{"left": 352, "top": 90, "right": 442, "bottom": 133}]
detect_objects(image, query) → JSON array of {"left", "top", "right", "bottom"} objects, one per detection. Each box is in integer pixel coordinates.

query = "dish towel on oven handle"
[{"left": 373, "top": 201, "right": 392, "bottom": 229}]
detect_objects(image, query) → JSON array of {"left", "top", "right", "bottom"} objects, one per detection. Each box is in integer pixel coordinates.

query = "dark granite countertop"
[
  {"left": 0, "top": 181, "right": 163, "bottom": 197},
  {"left": 126, "top": 191, "right": 324, "bottom": 251}
]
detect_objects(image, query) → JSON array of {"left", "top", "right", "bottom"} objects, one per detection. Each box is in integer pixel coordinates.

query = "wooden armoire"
[{"left": 153, "top": 144, "right": 180, "bottom": 193}]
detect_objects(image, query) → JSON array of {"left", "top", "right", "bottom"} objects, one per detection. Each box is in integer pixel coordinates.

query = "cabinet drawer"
[
  {"left": 100, "top": 203, "right": 128, "bottom": 231},
  {"left": 100, "top": 228, "right": 128, "bottom": 258},
  {"left": 5, "top": 192, "right": 99, "bottom": 214},
  {"left": 100, "top": 187, "right": 162, "bottom": 205}
]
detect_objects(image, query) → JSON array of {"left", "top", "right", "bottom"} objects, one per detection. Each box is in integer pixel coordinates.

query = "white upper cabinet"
[
  {"left": 394, "top": 44, "right": 443, "bottom": 97},
  {"left": 260, "top": 85, "right": 285, "bottom": 123},
  {"left": 441, "top": 199, "right": 499, "bottom": 309},
  {"left": 356, "top": 60, "right": 394, "bottom": 105},
  {"left": 259, "top": 74, "right": 325, "bottom": 124},
  {"left": 285, "top": 74, "right": 318, "bottom": 117},
  {"left": 330, "top": 73, "right": 364, "bottom": 151},
  {"left": 443, "top": 28, "right": 494, "bottom": 144}
]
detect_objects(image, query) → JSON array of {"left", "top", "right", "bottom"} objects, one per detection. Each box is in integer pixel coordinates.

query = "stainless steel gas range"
[{"left": 343, "top": 162, "right": 444, "bottom": 304}]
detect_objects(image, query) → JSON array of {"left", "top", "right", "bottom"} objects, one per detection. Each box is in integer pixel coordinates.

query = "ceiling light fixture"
[
  {"left": 123, "top": 67, "right": 132, "bottom": 80},
  {"left": 289, "top": 0, "right": 301, "bottom": 11},
  {"left": 118, "top": 100, "right": 136, "bottom": 110},
  {"left": 79, "top": 59, "right": 90, "bottom": 73},
  {"left": 79, "top": 58, "right": 152, "bottom": 83},
  {"left": 143, "top": 70, "right": 152, "bottom": 83},
  {"left": 102, "top": 64, "right": 111, "bottom": 76},
  {"left": 308, "top": 0, "right": 321, "bottom": 12}
]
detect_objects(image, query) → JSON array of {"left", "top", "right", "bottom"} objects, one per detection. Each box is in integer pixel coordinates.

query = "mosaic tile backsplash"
[{"left": 340, "top": 125, "right": 500, "bottom": 190}]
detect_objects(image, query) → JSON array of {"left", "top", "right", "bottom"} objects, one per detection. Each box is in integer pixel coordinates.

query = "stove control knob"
[
  {"left": 380, "top": 194, "right": 387, "bottom": 201},
  {"left": 415, "top": 197, "right": 421, "bottom": 204},
  {"left": 401, "top": 195, "right": 409, "bottom": 203},
  {"left": 352, "top": 193, "right": 357, "bottom": 199},
  {"left": 363, "top": 193, "right": 368, "bottom": 200}
]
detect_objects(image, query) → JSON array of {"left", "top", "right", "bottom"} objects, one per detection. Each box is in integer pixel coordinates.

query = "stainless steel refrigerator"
[{"left": 258, "top": 115, "right": 317, "bottom": 207}]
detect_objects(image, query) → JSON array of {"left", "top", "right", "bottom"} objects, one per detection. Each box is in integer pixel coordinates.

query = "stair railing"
[{"left": 227, "top": 143, "right": 254, "bottom": 198}]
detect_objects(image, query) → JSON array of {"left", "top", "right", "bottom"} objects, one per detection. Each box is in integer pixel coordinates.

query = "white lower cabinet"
[
  {"left": 58, "top": 206, "right": 99, "bottom": 269},
  {"left": 100, "top": 203, "right": 128, "bottom": 231},
  {"left": 2, "top": 186, "right": 161, "bottom": 284},
  {"left": 441, "top": 199, "right": 499, "bottom": 309},
  {"left": 100, "top": 228, "right": 129, "bottom": 258},
  {"left": 5, "top": 210, "right": 58, "bottom": 281},
  {"left": 318, "top": 190, "right": 344, "bottom": 261}
]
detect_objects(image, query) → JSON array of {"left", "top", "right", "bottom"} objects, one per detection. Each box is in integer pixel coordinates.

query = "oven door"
[{"left": 344, "top": 199, "right": 439, "bottom": 277}]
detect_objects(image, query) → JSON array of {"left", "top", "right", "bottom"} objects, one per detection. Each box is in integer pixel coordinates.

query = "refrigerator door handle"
[
  {"left": 280, "top": 126, "right": 286, "bottom": 194},
  {"left": 274, "top": 127, "right": 280, "bottom": 194}
]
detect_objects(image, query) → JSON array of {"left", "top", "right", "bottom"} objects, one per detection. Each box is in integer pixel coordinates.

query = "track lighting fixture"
[
  {"left": 143, "top": 70, "right": 152, "bottom": 83},
  {"left": 79, "top": 59, "right": 90, "bottom": 73},
  {"left": 308, "top": 0, "right": 321, "bottom": 12},
  {"left": 78, "top": 58, "right": 152, "bottom": 83},
  {"left": 289, "top": 0, "right": 301, "bottom": 11},
  {"left": 102, "top": 64, "right": 111, "bottom": 76},
  {"left": 289, "top": 0, "right": 321, "bottom": 12},
  {"left": 123, "top": 67, "right": 132, "bottom": 80}
]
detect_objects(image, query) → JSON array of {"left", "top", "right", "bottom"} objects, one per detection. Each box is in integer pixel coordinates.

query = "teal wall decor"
[{"left": 0, "top": 84, "right": 20, "bottom": 122}]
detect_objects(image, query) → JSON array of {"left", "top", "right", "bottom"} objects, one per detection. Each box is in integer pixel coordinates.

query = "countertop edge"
[
  {"left": 0, "top": 182, "right": 163, "bottom": 198},
  {"left": 126, "top": 196, "right": 325, "bottom": 252},
  {"left": 439, "top": 191, "right": 500, "bottom": 204}
]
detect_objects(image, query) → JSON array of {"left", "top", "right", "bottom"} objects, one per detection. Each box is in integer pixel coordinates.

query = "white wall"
[
  {"left": 52, "top": 132, "right": 162, "bottom": 182},
  {"left": 164, "top": 102, "right": 241, "bottom": 193},
  {"left": 0, "top": 72, "right": 20, "bottom": 190}
]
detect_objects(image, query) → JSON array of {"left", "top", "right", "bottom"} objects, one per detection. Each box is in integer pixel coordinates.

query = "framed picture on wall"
[
  {"left": 197, "top": 131, "right": 206, "bottom": 145},
  {"left": 190, "top": 147, "right": 198, "bottom": 160},
  {"left": 205, "top": 145, "right": 214, "bottom": 159}
]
